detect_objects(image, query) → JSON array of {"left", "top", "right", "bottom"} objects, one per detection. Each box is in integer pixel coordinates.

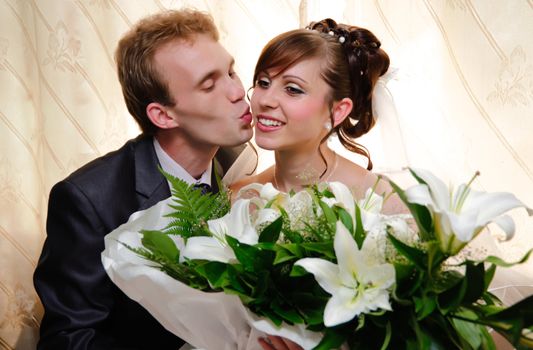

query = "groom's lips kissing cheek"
[
  {"left": 256, "top": 114, "right": 285, "bottom": 132},
  {"left": 239, "top": 107, "right": 253, "bottom": 126}
]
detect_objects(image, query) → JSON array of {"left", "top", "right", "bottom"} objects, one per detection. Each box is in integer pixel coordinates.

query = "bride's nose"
[{"left": 255, "top": 88, "right": 278, "bottom": 109}]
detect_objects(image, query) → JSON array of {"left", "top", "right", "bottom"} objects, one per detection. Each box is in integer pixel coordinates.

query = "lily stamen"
[{"left": 455, "top": 171, "right": 480, "bottom": 212}]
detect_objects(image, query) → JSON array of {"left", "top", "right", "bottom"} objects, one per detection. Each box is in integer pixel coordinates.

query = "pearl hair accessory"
[{"left": 338, "top": 36, "right": 346, "bottom": 43}]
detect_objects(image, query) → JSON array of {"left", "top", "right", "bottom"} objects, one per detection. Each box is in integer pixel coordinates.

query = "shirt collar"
[{"left": 153, "top": 137, "right": 212, "bottom": 186}]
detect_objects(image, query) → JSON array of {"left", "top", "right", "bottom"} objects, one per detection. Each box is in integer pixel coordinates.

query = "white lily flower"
[
  {"left": 405, "top": 168, "right": 533, "bottom": 254},
  {"left": 357, "top": 188, "right": 385, "bottom": 232},
  {"left": 181, "top": 199, "right": 258, "bottom": 263},
  {"left": 295, "top": 222, "right": 395, "bottom": 327},
  {"left": 327, "top": 182, "right": 385, "bottom": 232},
  {"left": 328, "top": 182, "right": 355, "bottom": 215},
  {"left": 239, "top": 182, "right": 282, "bottom": 202}
]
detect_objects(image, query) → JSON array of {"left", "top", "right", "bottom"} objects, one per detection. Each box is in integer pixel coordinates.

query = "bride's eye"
[
  {"left": 255, "top": 77, "right": 270, "bottom": 89},
  {"left": 285, "top": 84, "right": 304, "bottom": 95}
]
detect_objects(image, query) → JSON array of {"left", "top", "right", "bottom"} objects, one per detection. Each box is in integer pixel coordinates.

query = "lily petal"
[
  {"left": 410, "top": 168, "right": 450, "bottom": 209},
  {"left": 334, "top": 222, "right": 362, "bottom": 284},
  {"left": 329, "top": 182, "right": 355, "bottom": 217},
  {"left": 323, "top": 287, "right": 360, "bottom": 326},
  {"left": 490, "top": 215, "right": 515, "bottom": 241},
  {"left": 445, "top": 210, "right": 478, "bottom": 242},
  {"left": 404, "top": 183, "right": 433, "bottom": 207},
  {"left": 465, "top": 190, "right": 531, "bottom": 227},
  {"left": 294, "top": 258, "right": 341, "bottom": 295},
  {"left": 181, "top": 236, "right": 234, "bottom": 263}
]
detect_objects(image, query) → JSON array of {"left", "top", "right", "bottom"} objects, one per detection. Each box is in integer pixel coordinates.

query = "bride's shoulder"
[
  {"left": 228, "top": 166, "right": 274, "bottom": 200},
  {"left": 335, "top": 156, "right": 376, "bottom": 190}
]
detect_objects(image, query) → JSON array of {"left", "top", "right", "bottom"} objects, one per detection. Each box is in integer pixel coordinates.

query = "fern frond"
[{"left": 157, "top": 167, "right": 230, "bottom": 239}]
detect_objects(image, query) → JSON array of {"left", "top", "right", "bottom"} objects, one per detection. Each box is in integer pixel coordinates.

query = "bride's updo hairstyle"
[{"left": 252, "top": 18, "right": 389, "bottom": 170}]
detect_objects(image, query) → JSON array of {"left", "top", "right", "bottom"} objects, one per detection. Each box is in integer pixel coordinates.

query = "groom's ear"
[
  {"left": 146, "top": 102, "right": 180, "bottom": 129},
  {"left": 331, "top": 97, "right": 353, "bottom": 128}
]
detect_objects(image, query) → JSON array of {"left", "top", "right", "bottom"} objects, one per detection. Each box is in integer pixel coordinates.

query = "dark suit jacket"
[{"left": 34, "top": 135, "right": 238, "bottom": 349}]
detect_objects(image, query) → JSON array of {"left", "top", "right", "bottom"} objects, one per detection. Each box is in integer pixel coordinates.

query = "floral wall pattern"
[{"left": 0, "top": 1, "right": 531, "bottom": 348}]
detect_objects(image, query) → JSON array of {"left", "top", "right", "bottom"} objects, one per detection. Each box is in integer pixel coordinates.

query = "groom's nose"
[{"left": 227, "top": 76, "right": 246, "bottom": 103}]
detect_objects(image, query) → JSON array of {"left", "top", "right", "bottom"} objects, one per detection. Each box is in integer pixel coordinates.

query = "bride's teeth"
[{"left": 259, "top": 118, "right": 282, "bottom": 127}]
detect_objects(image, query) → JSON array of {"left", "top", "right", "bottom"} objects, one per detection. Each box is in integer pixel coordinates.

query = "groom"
[{"left": 34, "top": 9, "right": 253, "bottom": 349}]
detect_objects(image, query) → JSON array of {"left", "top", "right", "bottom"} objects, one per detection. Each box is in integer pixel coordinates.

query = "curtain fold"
[{"left": 0, "top": 1, "right": 531, "bottom": 348}]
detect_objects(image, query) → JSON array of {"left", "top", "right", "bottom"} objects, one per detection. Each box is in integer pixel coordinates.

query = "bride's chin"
[{"left": 254, "top": 139, "right": 278, "bottom": 151}]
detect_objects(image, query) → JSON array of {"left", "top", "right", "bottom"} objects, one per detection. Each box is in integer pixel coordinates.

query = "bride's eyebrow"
[{"left": 281, "top": 74, "right": 308, "bottom": 84}]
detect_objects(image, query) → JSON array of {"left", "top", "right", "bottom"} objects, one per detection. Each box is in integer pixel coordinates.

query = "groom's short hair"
[{"left": 115, "top": 9, "right": 219, "bottom": 135}]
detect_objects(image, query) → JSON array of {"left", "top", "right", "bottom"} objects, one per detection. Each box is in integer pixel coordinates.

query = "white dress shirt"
[{"left": 153, "top": 138, "right": 212, "bottom": 187}]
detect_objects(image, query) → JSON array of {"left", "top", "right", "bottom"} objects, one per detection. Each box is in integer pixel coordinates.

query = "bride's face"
[{"left": 251, "top": 57, "right": 332, "bottom": 152}]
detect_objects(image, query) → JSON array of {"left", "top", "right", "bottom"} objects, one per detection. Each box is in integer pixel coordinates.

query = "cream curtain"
[{"left": 0, "top": 1, "right": 532, "bottom": 349}]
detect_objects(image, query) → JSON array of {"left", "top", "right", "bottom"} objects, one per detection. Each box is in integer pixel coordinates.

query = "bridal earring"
[{"left": 324, "top": 121, "right": 332, "bottom": 132}]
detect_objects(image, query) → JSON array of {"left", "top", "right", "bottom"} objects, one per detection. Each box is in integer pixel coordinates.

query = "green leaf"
[
  {"left": 354, "top": 205, "right": 365, "bottom": 249},
  {"left": 281, "top": 243, "right": 304, "bottom": 258},
  {"left": 414, "top": 295, "right": 437, "bottom": 320},
  {"left": 389, "top": 178, "right": 433, "bottom": 240},
  {"left": 483, "top": 295, "right": 533, "bottom": 344},
  {"left": 290, "top": 264, "right": 309, "bottom": 277},
  {"left": 300, "top": 242, "right": 335, "bottom": 259},
  {"left": 451, "top": 309, "right": 483, "bottom": 349},
  {"left": 225, "top": 235, "right": 273, "bottom": 273},
  {"left": 430, "top": 269, "right": 463, "bottom": 294},
  {"left": 140, "top": 230, "right": 179, "bottom": 261},
  {"left": 484, "top": 264, "right": 497, "bottom": 290},
  {"left": 485, "top": 249, "right": 533, "bottom": 268},
  {"left": 259, "top": 216, "right": 282, "bottom": 243},
  {"left": 273, "top": 247, "right": 298, "bottom": 265},
  {"left": 318, "top": 200, "right": 337, "bottom": 229},
  {"left": 271, "top": 300, "right": 305, "bottom": 324},
  {"left": 462, "top": 261, "right": 485, "bottom": 303},
  {"left": 392, "top": 263, "right": 422, "bottom": 299},
  {"left": 387, "top": 232, "right": 427, "bottom": 270},
  {"left": 195, "top": 261, "right": 230, "bottom": 289},
  {"left": 336, "top": 206, "right": 354, "bottom": 234},
  {"left": 438, "top": 273, "right": 467, "bottom": 315}
]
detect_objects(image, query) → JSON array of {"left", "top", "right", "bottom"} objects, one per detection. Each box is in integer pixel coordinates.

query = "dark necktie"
[{"left": 193, "top": 183, "right": 212, "bottom": 195}]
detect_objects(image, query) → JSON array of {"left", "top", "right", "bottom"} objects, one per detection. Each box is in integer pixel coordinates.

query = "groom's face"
[{"left": 154, "top": 34, "right": 253, "bottom": 147}]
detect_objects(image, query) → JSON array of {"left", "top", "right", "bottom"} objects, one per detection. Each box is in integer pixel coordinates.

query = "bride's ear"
[
  {"left": 331, "top": 97, "right": 353, "bottom": 128},
  {"left": 146, "top": 102, "right": 179, "bottom": 129}
]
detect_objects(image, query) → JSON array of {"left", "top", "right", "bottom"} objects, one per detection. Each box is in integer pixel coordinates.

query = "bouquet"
[{"left": 102, "top": 168, "right": 533, "bottom": 349}]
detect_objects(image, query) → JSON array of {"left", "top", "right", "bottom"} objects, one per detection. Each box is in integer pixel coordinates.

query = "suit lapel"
[{"left": 133, "top": 136, "right": 171, "bottom": 210}]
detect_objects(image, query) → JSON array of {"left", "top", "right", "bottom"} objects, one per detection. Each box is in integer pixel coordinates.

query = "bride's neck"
[{"left": 273, "top": 145, "right": 336, "bottom": 192}]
